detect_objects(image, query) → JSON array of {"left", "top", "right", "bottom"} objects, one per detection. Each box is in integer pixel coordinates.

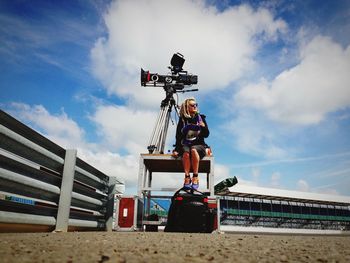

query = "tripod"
[{"left": 147, "top": 85, "right": 179, "bottom": 154}]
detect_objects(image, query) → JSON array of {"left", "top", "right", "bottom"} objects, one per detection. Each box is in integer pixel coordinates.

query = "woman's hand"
[{"left": 172, "top": 151, "right": 179, "bottom": 158}]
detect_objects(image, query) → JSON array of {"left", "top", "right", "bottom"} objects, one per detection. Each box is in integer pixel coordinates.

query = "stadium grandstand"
[{"left": 217, "top": 185, "right": 350, "bottom": 234}]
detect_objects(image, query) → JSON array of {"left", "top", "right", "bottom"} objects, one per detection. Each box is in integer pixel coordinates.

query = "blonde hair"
[{"left": 179, "top": 97, "right": 198, "bottom": 118}]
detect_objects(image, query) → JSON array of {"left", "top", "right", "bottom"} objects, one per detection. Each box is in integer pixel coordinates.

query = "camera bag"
[{"left": 164, "top": 187, "right": 215, "bottom": 233}]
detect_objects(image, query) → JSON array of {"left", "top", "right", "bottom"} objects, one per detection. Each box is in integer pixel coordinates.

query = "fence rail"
[{"left": 0, "top": 110, "right": 124, "bottom": 232}]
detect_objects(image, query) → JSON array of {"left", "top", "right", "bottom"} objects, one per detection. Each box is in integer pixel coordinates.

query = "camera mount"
[{"left": 141, "top": 53, "right": 198, "bottom": 154}]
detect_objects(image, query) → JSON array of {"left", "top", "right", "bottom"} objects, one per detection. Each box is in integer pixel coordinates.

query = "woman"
[{"left": 172, "top": 97, "right": 210, "bottom": 190}]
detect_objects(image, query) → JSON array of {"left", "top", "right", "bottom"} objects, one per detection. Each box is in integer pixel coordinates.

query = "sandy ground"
[{"left": 0, "top": 231, "right": 350, "bottom": 263}]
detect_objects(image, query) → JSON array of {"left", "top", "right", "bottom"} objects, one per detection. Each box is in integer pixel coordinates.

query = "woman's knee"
[
  {"left": 183, "top": 152, "right": 190, "bottom": 158},
  {"left": 191, "top": 148, "right": 199, "bottom": 156}
]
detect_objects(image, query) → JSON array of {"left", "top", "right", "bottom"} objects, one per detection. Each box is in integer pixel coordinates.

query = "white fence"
[{"left": 0, "top": 110, "right": 124, "bottom": 232}]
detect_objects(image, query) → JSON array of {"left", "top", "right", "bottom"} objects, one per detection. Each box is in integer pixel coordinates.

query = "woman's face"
[{"left": 187, "top": 100, "right": 198, "bottom": 115}]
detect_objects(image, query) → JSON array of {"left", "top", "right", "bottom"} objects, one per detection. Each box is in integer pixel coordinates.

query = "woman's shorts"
[{"left": 182, "top": 145, "right": 207, "bottom": 159}]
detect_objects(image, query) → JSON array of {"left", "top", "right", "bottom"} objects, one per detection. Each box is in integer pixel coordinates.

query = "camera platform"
[{"left": 137, "top": 153, "right": 215, "bottom": 197}]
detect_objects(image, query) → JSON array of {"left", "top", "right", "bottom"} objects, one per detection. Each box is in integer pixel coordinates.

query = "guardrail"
[{"left": 0, "top": 110, "right": 124, "bottom": 232}]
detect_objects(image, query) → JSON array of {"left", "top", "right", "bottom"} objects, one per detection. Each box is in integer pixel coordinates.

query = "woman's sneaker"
[
  {"left": 192, "top": 175, "right": 199, "bottom": 190},
  {"left": 183, "top": 175, "right": 192, "bottom": 189}
]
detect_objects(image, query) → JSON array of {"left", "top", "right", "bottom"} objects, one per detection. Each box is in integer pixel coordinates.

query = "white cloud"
[
  {"left": 6, "top": 103, "right": 86, "bottom": 149},
  {"left": 226, "top": 35, "right": 350, "bottom": 159},
  {"left": 91, "top": 0, "right": 286, "bottom": 106},
  {"left": 235, "top": 35, "right": 350, "bottom": 125},
  {"left": 234, "top": 177, "right": 258, "bottom": 187},
  {"left": 77, "top": 149, "right": 137, "bottom": 188},
  {"left": 270, "top": 171, "right": 281, "bottom": 187},
  {"left": 89, "top": 104, "right": 156, "bottom": 154},
  {"left": 214, "top": 163, "right": 232, "bottom": 184},
  {"left": 297, "top": 179, "right": 309, "bottom": 192}
]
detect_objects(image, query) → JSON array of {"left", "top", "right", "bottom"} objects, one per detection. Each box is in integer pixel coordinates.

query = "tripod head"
[{"left": 161, "top": 83, "right": 198, "bottom": 107}]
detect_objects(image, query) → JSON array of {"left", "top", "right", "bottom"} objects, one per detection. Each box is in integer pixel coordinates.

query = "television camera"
[{"left": 141, "top": 53, "right": 198, "bottom": 91}]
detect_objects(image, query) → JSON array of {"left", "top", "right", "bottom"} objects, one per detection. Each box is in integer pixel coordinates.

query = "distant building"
[{"left": 218, "top": 185, "right": 350, "bottom": 234}]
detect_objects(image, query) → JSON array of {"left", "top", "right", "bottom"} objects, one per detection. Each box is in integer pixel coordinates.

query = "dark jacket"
[{"left": 174, "top": 114, "right": 209, "bottom": 154}]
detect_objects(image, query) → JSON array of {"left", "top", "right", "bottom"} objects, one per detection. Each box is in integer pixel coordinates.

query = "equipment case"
[{"left": 165, "top": 188, "right": 216, "bottom": 233}]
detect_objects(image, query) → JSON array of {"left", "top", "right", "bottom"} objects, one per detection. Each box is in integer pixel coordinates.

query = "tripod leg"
[
  {"left": 148, "top": 106, "right": 168, "bottom": 153},
  {"left": 147, "top": 96, "right": 176, "bottom": 154},
  {"left": 159, "top": 110, "right": 171, "bottom": 153}
]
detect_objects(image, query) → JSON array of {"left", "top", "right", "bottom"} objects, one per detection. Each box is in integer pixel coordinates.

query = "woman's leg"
[
  {"left": 190, "top": 148, "right": 200, "bottom": 174},
  {"left": 182, "top": 151, "right": 191, "bottom": 175},
  {"left": 191, "top": 147, "right": 203, "bottom": 190},
  {"left": 182, "top": 151, "right": 191, "bottom": 188}
]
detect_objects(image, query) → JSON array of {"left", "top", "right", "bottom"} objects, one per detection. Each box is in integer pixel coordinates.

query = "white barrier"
[{"left": 0, "top": 110, "right": 124, "bottom": 232}]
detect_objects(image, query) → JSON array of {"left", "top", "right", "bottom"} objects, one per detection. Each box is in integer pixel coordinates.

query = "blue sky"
[{"left": 1, "top": 0, "right": 350, "bottom": 196}]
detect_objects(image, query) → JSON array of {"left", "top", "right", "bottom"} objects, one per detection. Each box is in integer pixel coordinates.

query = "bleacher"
[{"left": 218, "top": 185, "right": 350, "bottom": 231}]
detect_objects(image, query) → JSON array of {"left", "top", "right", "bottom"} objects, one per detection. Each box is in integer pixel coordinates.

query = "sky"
[{"left": 1, "top": 0, "right": 350, "bottom": 196}]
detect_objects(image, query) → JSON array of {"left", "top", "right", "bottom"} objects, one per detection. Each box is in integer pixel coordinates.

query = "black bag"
[{"left": 164, "top": 188, "right": 215, "bottom": 233}]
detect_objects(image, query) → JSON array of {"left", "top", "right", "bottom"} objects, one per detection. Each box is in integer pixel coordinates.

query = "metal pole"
[
  {"left": 159, "top": 109, "right": 171, "bottom": 153},
  {"left": 105, "top": 176, "right": 118, "bottom": 231},
  {"left": 55, "top": 149, "right": 77, "bottom": 232}
]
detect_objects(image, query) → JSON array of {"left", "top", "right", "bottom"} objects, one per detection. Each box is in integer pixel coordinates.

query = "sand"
[{"left": 1, "top": 231, "right": 350, "bottom": 263}]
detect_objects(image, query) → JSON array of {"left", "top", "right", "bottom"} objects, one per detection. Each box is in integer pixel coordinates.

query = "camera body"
[{"left": 141, "top": 53, "right": 198, "bottom": 91}]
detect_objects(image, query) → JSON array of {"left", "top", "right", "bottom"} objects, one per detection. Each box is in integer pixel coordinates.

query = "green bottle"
[{"left": 214, "top": 177, "right": 238, "bottom": 194}]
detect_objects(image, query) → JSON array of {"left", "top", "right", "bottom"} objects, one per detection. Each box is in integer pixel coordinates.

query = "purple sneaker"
[
  {"left": 183, "top": 176, "right": 192, "bottom": 189},
  {"left": 192, "top": 176, "right": 199, "bottom": 190}
]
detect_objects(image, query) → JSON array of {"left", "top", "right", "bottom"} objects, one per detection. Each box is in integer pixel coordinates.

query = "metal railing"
[{"left": 0, "top": 110, "right": 124, "bottom": 232}]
